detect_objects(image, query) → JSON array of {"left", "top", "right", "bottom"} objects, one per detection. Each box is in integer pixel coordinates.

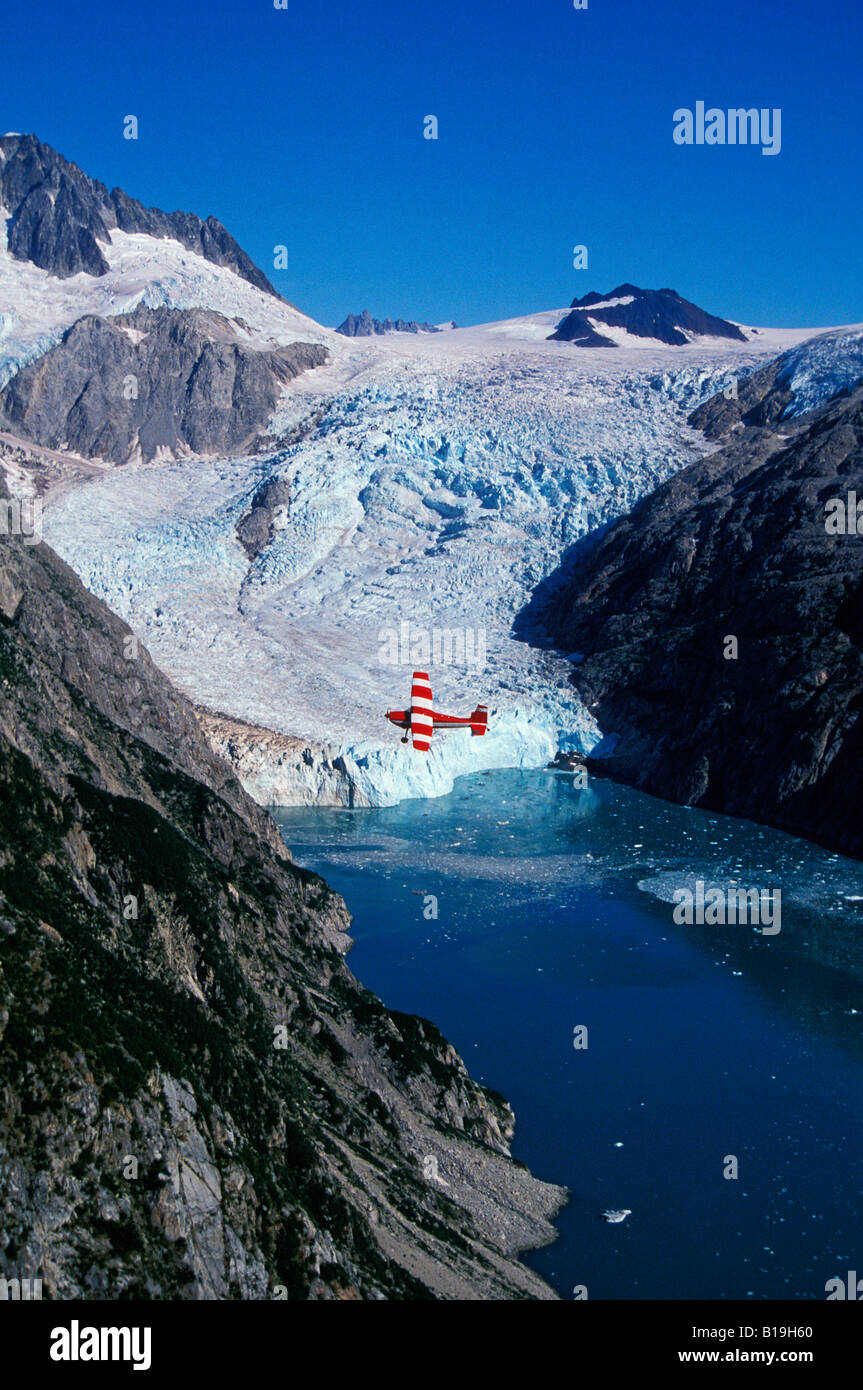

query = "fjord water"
[{"left": 274, "top": 770, "right": 863, "bottom": 1300}]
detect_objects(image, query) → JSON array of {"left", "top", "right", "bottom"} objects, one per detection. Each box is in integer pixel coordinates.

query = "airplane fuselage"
[
  {"left": 385, "top": 671, "right": 488, "bottom": 751},
  {"left": 385, "top": 709, "right": 478, "bottom": 731}
]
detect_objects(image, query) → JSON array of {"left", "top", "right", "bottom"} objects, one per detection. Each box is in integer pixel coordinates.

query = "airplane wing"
[{"left": 409, "top": 670, "right": 434, "bottom": 751}]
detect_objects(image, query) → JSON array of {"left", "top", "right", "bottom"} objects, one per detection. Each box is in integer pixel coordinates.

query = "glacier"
[
  {"left": 4, "top": 208, "right": 836, "bottom": 809},
  {"left": 774, "top": 327, "right": 863, "bottom": 418},
  {"left": 38, "top": 310, "right": 826, "bottom": 808}
]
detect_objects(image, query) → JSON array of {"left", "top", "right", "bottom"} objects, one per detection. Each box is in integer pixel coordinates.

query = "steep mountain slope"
[
  {"left": 0, "top": 154, "right": 335, "bottom": 395},
  {"left": 0, "top": 496, "right": 565, "bottom": 1299},
  {"left": 0, "top": 306, "right": 327, "bottom": 464},
  {"left": 0, "top": 133, "right": 277, "bottom": 294},
  {"left": 550, "top": 284, "right": 748, "bottom": 346},
  {"left": 532, "top": 330, "right": 863, "bottom": 858},
  {"left": 688, "top": 327, "right": 863, "bottom": 435}
]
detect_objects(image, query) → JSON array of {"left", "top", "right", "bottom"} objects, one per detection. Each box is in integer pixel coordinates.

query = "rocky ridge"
[{"left": 336, "top": 310, "right": 441, "bottom": 337}]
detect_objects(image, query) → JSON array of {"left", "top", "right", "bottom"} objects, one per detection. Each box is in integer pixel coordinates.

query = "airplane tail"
[{"left": 470, "top": 704, "right": 488, "bottom": 736}]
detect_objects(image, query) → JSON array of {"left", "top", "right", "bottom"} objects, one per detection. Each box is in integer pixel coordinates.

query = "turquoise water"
[{"left": 274, "top": 769, "right": 863, "bottom": 1300}]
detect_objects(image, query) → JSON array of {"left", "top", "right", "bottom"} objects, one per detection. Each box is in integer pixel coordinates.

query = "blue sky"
[{"left": 3, "top": 0, "right": 861, "bottom": 328}]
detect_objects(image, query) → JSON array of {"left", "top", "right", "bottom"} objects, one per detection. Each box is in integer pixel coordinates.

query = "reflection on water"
[{"left": 275, "top": 769, "right": 863, "bottom": 1300}]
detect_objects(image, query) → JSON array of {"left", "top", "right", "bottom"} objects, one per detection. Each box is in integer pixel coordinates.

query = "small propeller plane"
[{"left": 386, "top": 670, "right": 488, "bottom": 752}]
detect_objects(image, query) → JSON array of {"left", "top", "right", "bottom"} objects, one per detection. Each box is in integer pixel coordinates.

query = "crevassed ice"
[
  {"left": 777, "top": 328, "right": 863, "bottom": 418},
  {"left": 38, "top": 309, "right": 845, "bottom": 806},
  {"left": 41, "top": 341, "right": 757, "bottom": 805}
]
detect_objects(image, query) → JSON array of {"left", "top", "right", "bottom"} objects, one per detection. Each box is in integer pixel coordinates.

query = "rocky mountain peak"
[
  {"left": 551, "top": 282, "right": 747, "bottom": 346},
  {"left": 0, "top": 304, "right": 328, "bottom": 464},
  {"left": 336, "top": 309, "right": 441, "bottom": 337},
  {"left": 0, "top": 133, "right": 278, "bottom": 297}
]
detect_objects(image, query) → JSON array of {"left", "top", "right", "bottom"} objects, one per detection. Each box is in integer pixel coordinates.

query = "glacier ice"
[
  {"left": 40, "top": 319, "right": 820, "bottom": 808},
  {"left": 775, "top": 328, "right": 863, "bottom": 418}
]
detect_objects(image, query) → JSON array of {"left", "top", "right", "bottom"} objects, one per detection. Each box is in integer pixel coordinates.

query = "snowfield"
[
  {"left": 775, "top": 328, "right": 863, "bottom": 418},
  {"left": 0, "top": 216, "right": 336, "bottom": 389}
]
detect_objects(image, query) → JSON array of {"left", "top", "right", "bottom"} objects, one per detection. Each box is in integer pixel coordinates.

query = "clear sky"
[{"left": 2, "top": 0, "right": 861, "bottom": 329}]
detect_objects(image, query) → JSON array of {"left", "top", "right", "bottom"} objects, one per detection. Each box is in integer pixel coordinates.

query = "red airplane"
[{"left": 386, "top": 670, "right": 488, "bottom": 752}]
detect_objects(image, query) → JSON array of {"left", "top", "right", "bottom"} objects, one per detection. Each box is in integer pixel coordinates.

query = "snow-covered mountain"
[
  {"left": 0, "top": 132, "right": 276, "bottom": 292},
  {"left": 549, "top": 283, "right": 748, "bottom": 347},
  {"left": 0, "top": 137, "right": 849, "bottom": 808},
  {"left": 0, "top": 135, "right": 335, "bottom": 393}
]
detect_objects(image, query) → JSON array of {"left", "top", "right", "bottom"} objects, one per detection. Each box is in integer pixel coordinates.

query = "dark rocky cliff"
[
  {"left": 0, "top": 133, "right": 278, "bottom": 296},
  {"left": 0, "top": 500, "right": 564, "bottom": 1299},
  {"left": 0, "top": 307, "right": 328, "bottom": 464},
  {"left": 532, "top": 369, "right": 863, "bottom": 858}
]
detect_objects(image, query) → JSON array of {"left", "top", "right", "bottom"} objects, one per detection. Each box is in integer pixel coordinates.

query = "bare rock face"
[
  {"left": 0, "top": 133, "right": 279, "bottom": 296},
  {"left": 0, "top": 306, "right": 328, "bottom": 464},
  {"left": 0, "top": 492, "right": 565, "bottom": 1300},
  {"left": 549, "top": 284, "right": 748, "bottom": 346},
  {"left": 336, "top": 310, "right": 441, "bottom": 337},
  {"left": 236, "top": 478, "right": 292, "bottom": 559},
  {"left": 531, "top": 370, "right": 863, "bottom": 859}
]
